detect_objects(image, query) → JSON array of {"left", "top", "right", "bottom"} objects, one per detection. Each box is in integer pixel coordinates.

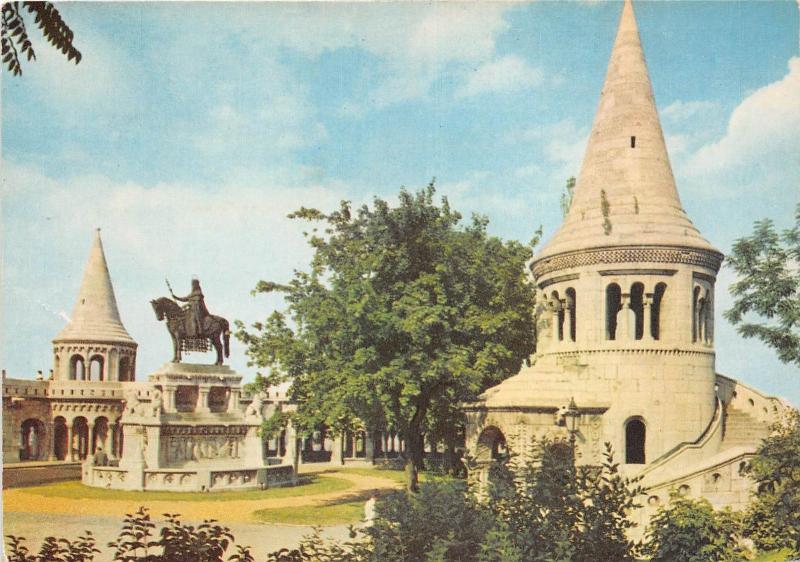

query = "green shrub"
[{"left": 643, "top": 495, "right": 747, "bottom": 562}]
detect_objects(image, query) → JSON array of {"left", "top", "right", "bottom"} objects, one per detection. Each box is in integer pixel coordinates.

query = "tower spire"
[
  {"left": 54, "top": 229, "right": 135, "bottom": 344},
  {"left": 536, "top": 0, "right": 717, "bottom": 262}
]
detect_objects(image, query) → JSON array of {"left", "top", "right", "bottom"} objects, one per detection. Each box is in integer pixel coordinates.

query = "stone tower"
[
  {"left": 527, "top": 0, "right": 725, "bottom": 463},
  {"left": 52, "top": 229, "right": 137, "bottom": 382}
]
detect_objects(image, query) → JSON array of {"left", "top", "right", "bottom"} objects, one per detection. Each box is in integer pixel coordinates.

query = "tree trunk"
[{"left": 404, "top": 456, "right": 419, "bottom": 493}]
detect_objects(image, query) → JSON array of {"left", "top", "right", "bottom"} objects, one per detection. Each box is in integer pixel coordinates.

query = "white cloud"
[
  {"left": 686, "top": 57, "right": 800, "bottom": 181},
  {"left": 457, "top": 55, "right": 545, "bottom": 98},
  {"left": 662, "top": 100, "right": 719, "bottom": 123}
]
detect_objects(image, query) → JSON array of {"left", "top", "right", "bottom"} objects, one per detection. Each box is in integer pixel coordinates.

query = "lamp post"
[{"left": 564, "top": 397, "right": 580, "bottom": 461}]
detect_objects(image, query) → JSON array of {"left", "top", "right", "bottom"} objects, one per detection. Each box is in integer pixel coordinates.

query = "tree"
[
  {"left": 486, "top": 440, "right": 643, "bottom": 562},
  {"left": 2, "top": 1, "right": 81, "bottom": 76},
  {"left": 745, "top": 409, "right": 800, "bottom": 554},
  {"left": 237, "top": 183, "right": 536, "bottom": 490},
  {"left": 725, "top": 205, "right": 800, "bottom": 366}
]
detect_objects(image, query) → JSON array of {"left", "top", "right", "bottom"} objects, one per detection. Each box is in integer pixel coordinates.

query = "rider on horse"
[{"left": 171, "top": 277, "right": 209, "bottom": 337}]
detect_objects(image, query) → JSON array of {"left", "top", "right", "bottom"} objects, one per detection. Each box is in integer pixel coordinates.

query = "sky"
[{"left": 1, "top": 1, "right": 798, "bottom": 405}]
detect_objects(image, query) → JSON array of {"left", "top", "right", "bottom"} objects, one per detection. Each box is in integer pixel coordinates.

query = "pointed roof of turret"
[
  {"left": 535, "top": 0, "right": 718, "bottom": 262},
  {"left": 54, "top": 229, "right": 136, "bottom": 344}
]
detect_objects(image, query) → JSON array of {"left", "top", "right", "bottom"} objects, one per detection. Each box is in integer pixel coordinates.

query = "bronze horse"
[{"left": 150, "top": 297, "right": 231, "bottom": 365}]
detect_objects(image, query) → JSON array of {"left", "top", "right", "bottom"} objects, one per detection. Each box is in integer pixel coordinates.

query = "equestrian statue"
[{"left": 151, "top": 277, "right": 231, "bottom": 365}]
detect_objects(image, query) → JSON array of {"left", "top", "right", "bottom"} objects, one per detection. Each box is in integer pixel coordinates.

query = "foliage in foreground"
[
  {"left": 744, "top": 409, "right": 800, "bottom": 554},
  {"left": 643, "top": 495, "right": 748, "bottom": 562},
  {"left": 2, "top": 2, "right": 82, "bottom": 76}
]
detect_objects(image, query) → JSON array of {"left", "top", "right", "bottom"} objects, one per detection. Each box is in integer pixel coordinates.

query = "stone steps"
[{"left": 722, "top": 408, "right": 769, "bottom": 448}]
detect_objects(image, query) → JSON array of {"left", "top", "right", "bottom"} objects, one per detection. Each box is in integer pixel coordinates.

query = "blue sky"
[{"left": 2, "top": 1, "right": 798, "bottom": 405}]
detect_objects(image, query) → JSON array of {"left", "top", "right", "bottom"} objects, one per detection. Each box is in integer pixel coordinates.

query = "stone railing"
[{"left": 84, "top": 463, "right": 296, "bottom": 492}]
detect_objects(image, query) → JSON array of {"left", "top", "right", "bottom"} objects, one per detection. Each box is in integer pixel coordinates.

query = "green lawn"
[
  {"left": 752, "top": 549, "right": 794, "bottom": 562},
  {"left": 20, "top": 474, "right": 353, "bottom": 502},
  {"left": 251, "top": 500, "right": 365, "bottom": 526},
  {"left": 338, "top": 466, "right": 427, "bottom": 486}
]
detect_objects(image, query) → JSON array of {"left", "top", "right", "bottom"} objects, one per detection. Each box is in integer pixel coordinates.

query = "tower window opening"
[
  {"left": 651, "top": 283, "right": 667, "bottom": 340},
  {"left": 631, "top": 283, "right": 645, "bottom": 340},
  {"left": 625, "top": 418, "right": 646, "bottom": 464},
  {"left": 565, "top": 288, "right": 577, "bottom": 342},
  {"left": 630, "top": 136, "right": 636, "bottom": 148},
  {"left": 69, "top": 355, "right": 85, "bottom": 381},
  {"left": 551, "top": 291, "right": 565, "bottom": 342},
  {"left": 692, "top": 286, "right": 702, "bottom": 342},
  {"left": 606, "top": 284, "right": 621, "bottom": 340}
]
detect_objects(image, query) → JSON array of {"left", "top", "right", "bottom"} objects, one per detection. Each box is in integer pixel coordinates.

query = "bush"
[
  {"left": 6, "top": 507, "right": 251, "bottom": 562},
  {"left": 643, "top": 495, "right": 747, "bottom": 562},
  {"left": 745, "top": 410, "right": 800, "bottom": 554}
]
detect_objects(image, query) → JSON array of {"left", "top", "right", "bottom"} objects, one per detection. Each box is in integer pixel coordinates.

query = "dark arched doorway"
[{"left": 625, "top": 418, "right": 646, "bottom": 464}]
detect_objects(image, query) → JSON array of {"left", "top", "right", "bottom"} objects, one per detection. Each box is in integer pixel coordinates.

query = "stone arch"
[
  {"left": 113, "top": 417, "right": 124, "bottom": 458},
  {"left": 21, "top": 418, "right": 47, "bottom": 461},
  {"left": 624, "top": 417, "right": 646, "bottom": 464},
  {"left": 70, "top": 354, "right": 85, "bottom": 381},
  {"left": 53, "top": 417, "right": 68, "bottom": 460},
  {"left": 476, "top": 426, "right": 507, "bottom": 463},
  {"left": 92, "top": 416, "right": 110, "bottom": 456},
  {"left": 565, "top": 287, "right": 577, "bottom": 342},
  {"left": 651, "top": 282, "right": 667, "bottom": 340},
  {"left": 89, "top": 355, "right": 104, "bottom": 381},
  {"left": 72, "top": 417, "right": 90, "bottom": 460},
  {"left": 606, "top": 283, "right": 622, "bottom": 340}
]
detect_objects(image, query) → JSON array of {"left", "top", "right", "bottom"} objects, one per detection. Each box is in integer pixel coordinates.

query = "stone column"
[
  {"left": 642, "top": 295, "right": 653, "bottom": 341},
  {"left": 565, "top": 301, "right": 575, "bottom": 342},
  {"left": 551, "top": 300, "right": 561, "bottom": 344},
  {"left": 163, "top": 385, "right": 177, "bottom": 413},
  {"left": 197, "top": 385, "right": 211, "bottom": 413},
  {"left": 67, "top": 424, "right": 74, "bottom": 461},
  {"left": 364, "top": 430, "right": 375, "bottom": 464},
  {"left": 331, "top": 434, "right": 343, "bottom": 465},
  {"left": 228, "top": 389, "right": 241, "bottom": 413},
  {"left": 617, "top": 294, "right": 633, "bottom": 341}
]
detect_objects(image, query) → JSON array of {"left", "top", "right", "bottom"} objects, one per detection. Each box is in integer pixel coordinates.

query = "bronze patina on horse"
[{"left": 151, "top": 279, "right": 230, "bottom": 365}]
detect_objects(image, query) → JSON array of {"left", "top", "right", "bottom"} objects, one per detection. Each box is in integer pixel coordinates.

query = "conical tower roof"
[
  {"left": 535, "top": 0, "right": 718, "bottom": 263},
  {"left": 54, "top": 229, "right": 136, "bottom": 344}
]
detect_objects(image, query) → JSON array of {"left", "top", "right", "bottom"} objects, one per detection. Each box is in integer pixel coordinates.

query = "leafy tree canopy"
[
  {"left": 236, "top": 182, "right": 537, "bottom": 490},
  {"left": 725, "top": 205, "right": 800, "bottom": 366},
  {"left": 2, "top": 2, "right": 81, "bottom": 76}
]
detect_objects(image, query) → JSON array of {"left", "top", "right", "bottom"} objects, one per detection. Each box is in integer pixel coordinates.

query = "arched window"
[
  {"left": 565, "top": 288, "right": 577, "bottom": 342},
  {"left": 651, "top": 283, "right": 667, "bottom": 340},
  {"left": 625, "top": 418, "right": 646, "bottom": 464},
  {"left": 630, "top": 283, "right": 645, "bottom": 340},
  {"left": 606, "top": 284, "right": 621, "bottom": 340},
  {"left": 89, "top": 355, "right": 104, "bottom": 381},
  {"left": 53, "top": 417, "right": 68, "bottom": 461},
  {"left": 477, "top": 426, "right": 507, "bottom": 463},
  {"left": 692, "top": 286, "right": 702, "bottom": 342},
  {"left": 703, "top": 288, "right": 713, "bottom": 343},
  {"left": 21, "top": 418, "right": 46, "bottom": 461},
  {"left": 119, "top": 356, "right": 131, "bottom": 382},
  {"left": 551, "top": 290, "right": 564, "bottom": 341},
  {"left": 69, "top": 355, "right": 85, "bottom": 381}
]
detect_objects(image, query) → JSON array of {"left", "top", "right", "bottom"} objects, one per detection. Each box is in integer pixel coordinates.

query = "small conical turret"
[
  {"left": 536, "top": 0, "right": 718, "bottom": 262},
  {"left": 54, "top": 229, "right": 135, "bottom": 344}
]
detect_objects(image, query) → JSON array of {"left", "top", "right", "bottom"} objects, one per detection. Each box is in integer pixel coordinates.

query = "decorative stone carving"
[{"left": 245, "top": 393, "right": 265, "bottom": 421}]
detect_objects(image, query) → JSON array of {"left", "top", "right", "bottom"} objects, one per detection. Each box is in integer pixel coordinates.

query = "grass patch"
[
  {"left": 338, "top": 467, "right": 427, "bottom": 486},
  {"left": 752, "top": 549, "right": 794, "bottom": 562},
  {"left": 18, "top": 475, "right": 353, "bottom": 502},
  {"left": 252, "top": 500, "right": 365, "bottom": 526}
]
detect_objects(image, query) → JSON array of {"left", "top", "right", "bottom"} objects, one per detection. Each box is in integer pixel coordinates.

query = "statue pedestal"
[{"left": 84, "top": 362, "right": 296, "bottom": 492}]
